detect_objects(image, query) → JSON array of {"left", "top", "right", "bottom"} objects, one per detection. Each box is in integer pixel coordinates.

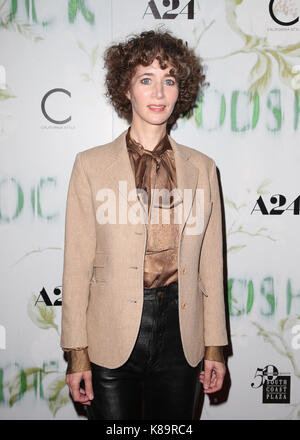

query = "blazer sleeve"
[
  {"left": 60, "top": 151, "right": 96, "bottom": 349},
  {"left": 199, "top": 159, "right": 228, "bottom": 347}
]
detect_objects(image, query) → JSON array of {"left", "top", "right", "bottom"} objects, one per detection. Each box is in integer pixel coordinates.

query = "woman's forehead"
[{"left": 134, "top": 59, "right": 175, "bottom": 75}]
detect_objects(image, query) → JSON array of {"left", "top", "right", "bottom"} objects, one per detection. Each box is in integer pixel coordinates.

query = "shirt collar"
[{"left": 126, "top": 126, "right": 172, "bottom": 157}]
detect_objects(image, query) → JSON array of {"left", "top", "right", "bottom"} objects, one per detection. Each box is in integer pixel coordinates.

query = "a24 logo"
[
  {"left": 143, "top": 0, "right": 194, "bottom": 20},
  {"left": 251, "top": 194, "right": 300, "bottom": 215}
]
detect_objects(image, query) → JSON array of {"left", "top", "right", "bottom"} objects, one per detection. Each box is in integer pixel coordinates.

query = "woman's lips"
[{"left": 147, "top": 105, "right": 166, "bottom": 112}]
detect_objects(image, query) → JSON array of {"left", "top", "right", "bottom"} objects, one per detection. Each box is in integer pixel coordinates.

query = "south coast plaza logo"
[{"left": 251, "top": 364, "right": 291, "bottom": 403}]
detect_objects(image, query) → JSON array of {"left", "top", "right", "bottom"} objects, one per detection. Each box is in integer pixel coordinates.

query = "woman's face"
[{"left": 125, "top": 58, "right": 179, "bottom": 128}]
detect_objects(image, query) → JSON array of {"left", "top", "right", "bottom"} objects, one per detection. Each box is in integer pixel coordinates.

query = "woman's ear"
[{"left": 125, "top": 90, "right": 131, "bottom": 101}]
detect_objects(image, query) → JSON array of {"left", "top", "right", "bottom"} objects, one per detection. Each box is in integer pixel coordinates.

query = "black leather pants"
[{"left": 86, "top": 281, "right": 203, "bottom": 420}]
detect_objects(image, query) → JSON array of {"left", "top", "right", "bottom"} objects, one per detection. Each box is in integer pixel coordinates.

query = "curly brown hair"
[{"left": 103, "top": 28, "right": 208, "bottom": 131}]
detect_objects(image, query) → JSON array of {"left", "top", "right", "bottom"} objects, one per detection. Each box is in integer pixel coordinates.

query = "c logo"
[
  {"left": 41, "top": 88, "right": 71, "bottom": 124},
  {"left": 269, "top": 0, "right": 299, "bottom": 26}
]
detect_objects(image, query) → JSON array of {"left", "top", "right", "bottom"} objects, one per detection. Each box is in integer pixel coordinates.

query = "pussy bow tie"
[{"left": 126, "top": 126, "right": 176, "bottom": 212}]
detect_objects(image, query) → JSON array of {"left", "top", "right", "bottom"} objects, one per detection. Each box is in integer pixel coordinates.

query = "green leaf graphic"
[
  {"left": 46, "top": 376, "right": 70, "bottom": 416},
  {"left": 193, "top": 0, "right": 300, "bottom": 97},
  {"left": 27, "top": 293, "right": 59, "bottom": 333}
]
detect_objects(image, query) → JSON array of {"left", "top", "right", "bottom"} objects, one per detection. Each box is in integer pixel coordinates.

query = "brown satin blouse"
[
  {"left": 63, "top": 126, "right": 225, "bottom": 374},
  {"left": 126, "top": 125, "right": 181, "bottom": 288}
]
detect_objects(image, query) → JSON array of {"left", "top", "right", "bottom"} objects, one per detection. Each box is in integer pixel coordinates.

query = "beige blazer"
[{"left": 60, "top": 129, "right": 228, "bottom": 368}]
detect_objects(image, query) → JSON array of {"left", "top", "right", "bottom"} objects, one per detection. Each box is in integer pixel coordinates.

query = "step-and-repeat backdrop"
[{"left": 1, "top": 0, "right": 300, "bottom": 420}]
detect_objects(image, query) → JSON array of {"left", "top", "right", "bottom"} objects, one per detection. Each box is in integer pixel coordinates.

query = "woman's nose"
[{"left": 152, "top": 82, "right": 164, "bottom": 98}]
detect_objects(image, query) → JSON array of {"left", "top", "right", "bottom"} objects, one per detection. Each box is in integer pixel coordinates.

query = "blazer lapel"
[{"left": 102, "top": 129, "right": 199, "bottom": 238}]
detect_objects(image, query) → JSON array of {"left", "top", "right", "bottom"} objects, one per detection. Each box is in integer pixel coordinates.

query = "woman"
[{"left": 61, "top": 29, "right": 228, "bottom": 420}]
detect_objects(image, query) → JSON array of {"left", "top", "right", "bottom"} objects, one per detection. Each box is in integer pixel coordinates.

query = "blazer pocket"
[
  {"left": 93, "top": 251, "right": 107, "bottom": 282},
  {"left": 198, "top": 278, "right": 208, "bottom": 297}
]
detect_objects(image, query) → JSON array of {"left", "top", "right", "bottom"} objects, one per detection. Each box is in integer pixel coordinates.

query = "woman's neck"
[{"left": 129, "top": 122, "right": 167, "bottom": 151}]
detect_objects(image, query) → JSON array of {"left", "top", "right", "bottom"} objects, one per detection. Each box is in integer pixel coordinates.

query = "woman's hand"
[
  {"left": 199, "top": 359, "right": 226, "bottom": 393},
  {"left": 66, "top": 370, "right": 94, "bottom": 405}
]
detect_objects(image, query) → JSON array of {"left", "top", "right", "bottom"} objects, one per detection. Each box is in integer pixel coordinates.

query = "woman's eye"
[{"left": 141, "top": 78, "right": 176, "bottom": 85}]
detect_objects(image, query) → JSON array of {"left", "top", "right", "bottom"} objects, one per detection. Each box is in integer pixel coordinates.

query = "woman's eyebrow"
[{"left": 137, "top": 72, "right": 175, "bottom": 78}]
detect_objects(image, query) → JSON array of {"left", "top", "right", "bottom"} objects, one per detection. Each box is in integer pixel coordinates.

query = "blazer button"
[
  {"left": 182, "top": 267, "right": 186, "bottom": 275},
  {"left": 181, "top": 302, "right": 187, "bottom": 309}
]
